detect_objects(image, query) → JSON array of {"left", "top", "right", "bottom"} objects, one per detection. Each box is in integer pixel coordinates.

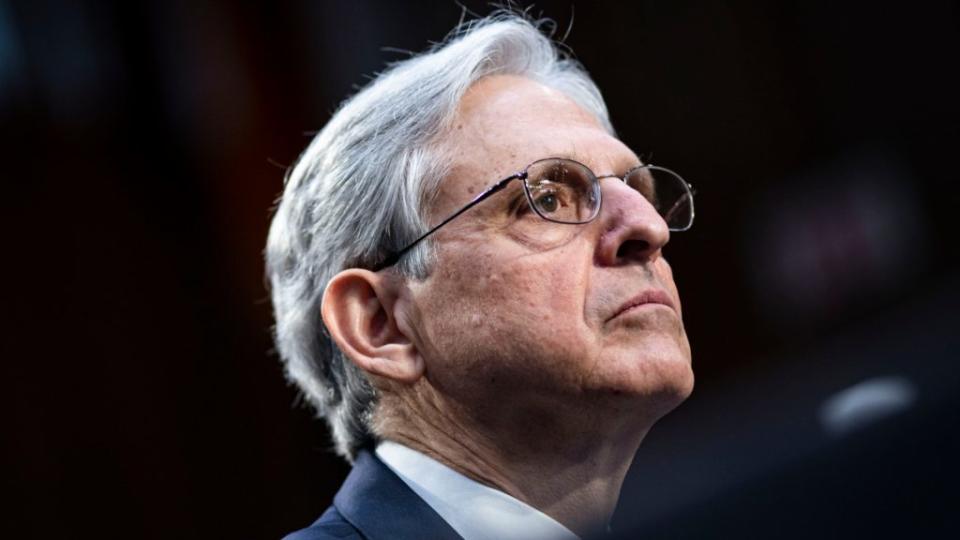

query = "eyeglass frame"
[{"left": 371, "top": 157, "right": 695, "bottom": 272}]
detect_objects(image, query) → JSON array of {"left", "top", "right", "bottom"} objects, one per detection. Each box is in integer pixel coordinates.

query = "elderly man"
[{"left": 267, "top": 12, "right": 695, "bottom": 540}]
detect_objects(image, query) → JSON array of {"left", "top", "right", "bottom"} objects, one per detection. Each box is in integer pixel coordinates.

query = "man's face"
[{"left": 397, "top": 75, "right": 692, "bottom": 431}]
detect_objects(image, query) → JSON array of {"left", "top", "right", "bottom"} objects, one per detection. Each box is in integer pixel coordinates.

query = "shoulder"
[
  {"left": 282, "top": 506, "right": 363, "bottom": 540},
  {"left": 283, "top": 448, "right": 462, "bottom": 540}
]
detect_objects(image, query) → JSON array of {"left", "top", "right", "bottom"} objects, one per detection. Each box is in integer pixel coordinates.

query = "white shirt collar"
[{"left": 375, "top": 440, "right": 581, "bottom": 540}]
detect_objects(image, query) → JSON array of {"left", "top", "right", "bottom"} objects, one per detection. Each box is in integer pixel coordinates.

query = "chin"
[
  {"left": 593, "top": 342, "right": 694, "bottom": 420},
  {"left": 647, "top": 362, "right": 694, "bottom": 417}
]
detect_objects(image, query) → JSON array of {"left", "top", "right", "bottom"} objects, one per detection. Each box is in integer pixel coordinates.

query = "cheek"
[
  {"left": 500, "top": 253, "right": 592, "bottom": 331},
  {"left": 415, "top": 250, "right": 594, "bottom": 388},
  {"left": 433, "top": 243, "right": 586, "bottom": 319}
]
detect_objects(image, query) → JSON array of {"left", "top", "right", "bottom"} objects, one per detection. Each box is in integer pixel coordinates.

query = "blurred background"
[{"left": 4, "top": 1, "right": 958, "bottom": 538}]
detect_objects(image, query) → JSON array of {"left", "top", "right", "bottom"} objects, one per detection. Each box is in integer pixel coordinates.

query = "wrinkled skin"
[
  {"left": 381, "top": 74, "right": 694, "bottom": 537},
  {"left": 395, "top": 75, "right": 692, "bottom": 435}
]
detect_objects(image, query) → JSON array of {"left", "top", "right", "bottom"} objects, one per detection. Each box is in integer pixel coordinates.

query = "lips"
[{"left": 608, "top": 289, "right": 676, "bottom": 322}]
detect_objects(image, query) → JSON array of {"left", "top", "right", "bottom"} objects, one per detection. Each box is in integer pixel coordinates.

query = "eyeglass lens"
[
  {"left": 524, "top": 159, "right": 693, "bottom": 230},
  {"left": 524, "top": 159, "right": 601, "bottom": 224},
  {"left": 625, "top": 165, "right": 694, "bottom": 231}
]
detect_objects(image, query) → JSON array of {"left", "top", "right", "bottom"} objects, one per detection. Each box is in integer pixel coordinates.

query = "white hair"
[{"left": 265, "top": 11, "right": 614, "bottom": 461}]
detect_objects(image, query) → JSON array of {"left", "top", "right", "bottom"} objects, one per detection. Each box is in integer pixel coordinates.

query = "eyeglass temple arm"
[{"left": 372, "top": 172, "right": 526, "bottom": 271}]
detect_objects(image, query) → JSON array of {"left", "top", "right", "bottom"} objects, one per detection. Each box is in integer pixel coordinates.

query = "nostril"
[{"left": 616, "top": 239, "right": 651, "bottom": 261}]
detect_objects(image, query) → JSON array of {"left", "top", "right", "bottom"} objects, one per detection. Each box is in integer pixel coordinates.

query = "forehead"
[{"left": 435, "top": 75, "right": 637, "bottom": 213}]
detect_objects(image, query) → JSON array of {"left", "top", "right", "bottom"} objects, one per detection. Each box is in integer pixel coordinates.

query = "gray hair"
[{"left": 265, "top": 12, "right": 614, "bottom": 461}]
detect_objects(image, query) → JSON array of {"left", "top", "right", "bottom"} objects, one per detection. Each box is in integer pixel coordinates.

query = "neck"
[{"left": 377, "top": 384, "right": 656, "bottom": 538}]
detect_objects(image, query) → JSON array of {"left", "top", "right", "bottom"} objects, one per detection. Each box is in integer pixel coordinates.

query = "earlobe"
[{"left": 321, "top": 269, "right": 424, "bottom": 384}]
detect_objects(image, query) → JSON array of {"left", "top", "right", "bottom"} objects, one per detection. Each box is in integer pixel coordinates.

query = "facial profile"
[{"left": 386, "top": 74, "right": 693, "bottom": 437}]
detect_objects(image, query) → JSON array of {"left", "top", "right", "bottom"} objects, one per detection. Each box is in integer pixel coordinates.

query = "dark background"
[{"left": 4, "top": 1, "right": 959, "bottom": 538}]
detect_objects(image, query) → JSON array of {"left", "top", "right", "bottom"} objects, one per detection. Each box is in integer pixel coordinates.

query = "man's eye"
[{"left": 535, "top": 192, "right": 560, "bottom": 213}]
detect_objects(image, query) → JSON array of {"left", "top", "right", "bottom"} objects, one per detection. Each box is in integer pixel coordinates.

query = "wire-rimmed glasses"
[{"left": 371, "top": 157, "right": 695, "bottom": 271}]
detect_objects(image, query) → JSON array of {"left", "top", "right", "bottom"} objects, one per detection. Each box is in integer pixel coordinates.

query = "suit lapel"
[{"left": 334, "top": 449, "right": 463, "bottom": 540}]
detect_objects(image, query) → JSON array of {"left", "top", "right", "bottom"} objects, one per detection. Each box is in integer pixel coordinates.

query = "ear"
[{"left": 321, "top": 269, "right": 423, "bottom": 384}]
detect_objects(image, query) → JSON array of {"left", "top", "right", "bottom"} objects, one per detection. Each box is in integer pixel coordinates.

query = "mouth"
[{"left": 607, "top": 289, "right": 676, "bottom": 322}]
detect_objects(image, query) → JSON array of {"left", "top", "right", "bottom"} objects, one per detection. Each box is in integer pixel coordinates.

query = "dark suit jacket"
[{"left": 282, "top": 449, "right": 463, "bottom": 540}]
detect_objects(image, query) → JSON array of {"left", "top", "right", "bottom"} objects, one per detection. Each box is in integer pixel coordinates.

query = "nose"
[{"left": 594, "top": 177, "right": 670, "bottom": 266}]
